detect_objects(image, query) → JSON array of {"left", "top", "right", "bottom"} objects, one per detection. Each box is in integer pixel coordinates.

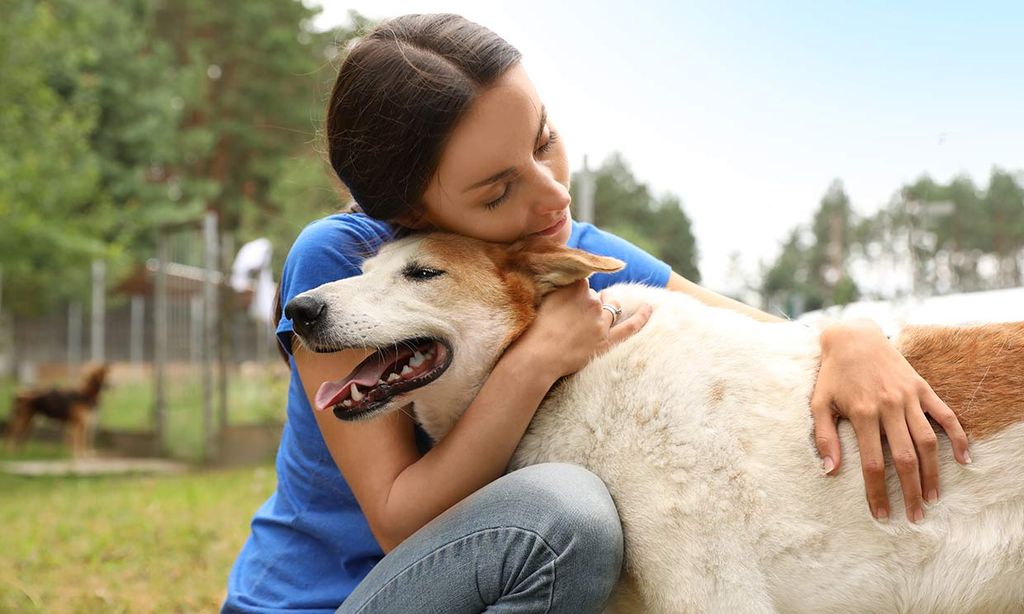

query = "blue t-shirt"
[{"left": 223, "top": 213, "right": 670, "bottom": 613}]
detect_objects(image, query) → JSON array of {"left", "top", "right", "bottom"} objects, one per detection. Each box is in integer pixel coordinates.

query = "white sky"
[{"left": 311, "top": 1, "right": 1024, "bottom": 291}]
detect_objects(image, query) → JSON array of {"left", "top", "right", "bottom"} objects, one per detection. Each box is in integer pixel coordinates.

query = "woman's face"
[{"left": 417, "top": 63, "right": 573, "bottom": 245}]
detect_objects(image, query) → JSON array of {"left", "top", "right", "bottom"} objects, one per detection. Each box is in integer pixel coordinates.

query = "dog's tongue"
[{"left": 313, "top": 355, "right": 391, "bottom": 411}]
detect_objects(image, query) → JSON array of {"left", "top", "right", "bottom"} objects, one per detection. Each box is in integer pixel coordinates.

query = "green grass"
[
  {"left": 2, "top": 366, "right": 289, "bottom": 462},
  {"left": 0, "top": 465, "right": 277, "bottom": 613}
]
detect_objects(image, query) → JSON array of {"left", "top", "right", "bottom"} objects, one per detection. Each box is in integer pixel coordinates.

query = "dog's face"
[{"left": 287, "top": 232, "right": 621, "bottom": 438}]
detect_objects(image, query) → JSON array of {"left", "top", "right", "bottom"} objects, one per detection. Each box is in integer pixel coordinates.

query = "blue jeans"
[{"left": 336, "top": 463, "right": 624, "bottom": 614}]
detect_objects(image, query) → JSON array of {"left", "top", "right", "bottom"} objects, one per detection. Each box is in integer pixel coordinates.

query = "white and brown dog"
[{"left": 287, "top": 233, "right": 1024, "bottom": 614}]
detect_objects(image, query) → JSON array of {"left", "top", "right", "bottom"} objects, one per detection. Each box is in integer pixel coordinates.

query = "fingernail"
[
  {"left": 963, "top": 450, "right": 972, "bottom": 465},
  {"left": 910, "top": 507, "right": 924, "bottom": 523},
  {"left": 821, "top": 456, "right": 835, "bottom": 474},
  {"left": 926, "top": 489, "right": 938, "bottom": 504},
  {"left": 874, "top": 507, "right": 889, "bottom": 521}
]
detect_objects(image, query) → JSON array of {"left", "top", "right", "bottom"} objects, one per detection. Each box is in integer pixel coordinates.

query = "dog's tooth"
[
  {"left": 341, "top": 399, "right": 352, "bottom": 407},
  {"left": 377, "top": 379, "right": 386, "bottom": 386},
  {"left": 409, "top": 351, "right": 425, "bottom": 367},
  {"left": 400, "top": 365, "right": 414, "bottom": 377},
  {"left": 350, "top": 384, "right": 364, "bottom": 402},
  {"left": 387, "top": 373, "right": 402, "bottom": 383}
]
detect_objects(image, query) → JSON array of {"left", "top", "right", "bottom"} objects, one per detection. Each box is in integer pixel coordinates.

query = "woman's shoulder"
[
  {"left": 280, "top": 213, "right": 394, "bottom": 305},
  {"left": 568, "top": 219, "right": 671, "bottom": 289},
  {"left": 290, "top": 212, "right": 394, "bottom": 260}
]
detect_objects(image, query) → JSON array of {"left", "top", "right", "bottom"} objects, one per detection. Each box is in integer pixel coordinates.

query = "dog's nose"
[{"left": 285, "top": 295, "right": 326, "bottom": 337}]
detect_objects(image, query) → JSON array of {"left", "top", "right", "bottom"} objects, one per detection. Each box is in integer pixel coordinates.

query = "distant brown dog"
[{"left": 6, "top": 364, "right": 110, "bottom": 457}]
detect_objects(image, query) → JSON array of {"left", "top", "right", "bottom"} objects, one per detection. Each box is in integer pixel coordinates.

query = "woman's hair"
[
  {"left": 275, "top": 15, "right": 521, "bottom": 362},
  {"left": 326, "top": 13, "right": 522, "bottom": 221}
]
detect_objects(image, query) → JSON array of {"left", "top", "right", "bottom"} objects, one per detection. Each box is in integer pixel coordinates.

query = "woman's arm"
[
  {"left": 665, "top": 271, "right": 970, "bottom": 522},
  {"left": 301, "top": 281, "right": 651, "bottom": 552},
  {"left": 666, "top": 272, "right": 781, "bottom": 322}
]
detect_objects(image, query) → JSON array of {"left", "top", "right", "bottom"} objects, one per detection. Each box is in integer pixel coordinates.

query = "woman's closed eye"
[
  {"left": 483, "top": 128, "right": 558, "bottom": 210},
  {"left": 484, "top": 183, "right": 512, "bottom": 210},
  {"left": 536, "top": 128, "right": 559, "bottom": 156}
]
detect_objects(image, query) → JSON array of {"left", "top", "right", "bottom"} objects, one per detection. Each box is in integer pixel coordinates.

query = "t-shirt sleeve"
[
  {"left": 572, "top": 222, "right": 672, "bottom": 292},
  {"left": 275, "top": 216, "right": 389, "bottom": 355}
]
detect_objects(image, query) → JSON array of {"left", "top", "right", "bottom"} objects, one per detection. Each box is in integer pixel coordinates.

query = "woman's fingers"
[
  {"left": 607, "top": 304, "right": 652, "bottom": 345},
  {"left": 810, "top": 394, "right": 841, "bottom": 475},
  {"left": 921, "top": 384, "right": 972, "bottom": 465},
  {"left": 849, "top": 411, "right": 890, "bottom": 521},
  {"left": 906, "top": 399, "right": 940, "bottom": 505},
  {"left": 881, "top": 405, "right": 924, "bottom": 523},
  {"left": 598, "top": 296, "right": 620, "bottom": 329}
]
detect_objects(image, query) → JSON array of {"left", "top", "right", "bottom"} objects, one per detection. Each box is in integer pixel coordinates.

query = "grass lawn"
[{"left": 0, "top": 464, "right": 277, "bottom": 613}]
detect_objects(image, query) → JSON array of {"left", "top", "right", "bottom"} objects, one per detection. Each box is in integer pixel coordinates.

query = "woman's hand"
[
  {"left": 811, "top": 319, "right": 971, "bottom": 523},
  {"left": 509, "top": 281, "right": 652, "bottom": 380}
]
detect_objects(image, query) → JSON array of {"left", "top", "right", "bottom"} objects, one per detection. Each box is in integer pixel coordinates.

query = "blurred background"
[{"left": 1, "top": 0, "right": 1021, "bottom": 611}]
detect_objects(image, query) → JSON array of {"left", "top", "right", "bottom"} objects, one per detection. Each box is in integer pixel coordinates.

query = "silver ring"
[{"left": 601, "top": 303, "right": 622, "bottom": 325}]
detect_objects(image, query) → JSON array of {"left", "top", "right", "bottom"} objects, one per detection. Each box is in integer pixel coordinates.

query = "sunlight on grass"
[{"left": 0, "top": 465, "right": 277, "bottom": 613}]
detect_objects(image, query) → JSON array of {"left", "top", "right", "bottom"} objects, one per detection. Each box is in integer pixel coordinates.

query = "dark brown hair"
[
  {"left": 326, "top": 13, "right": 522, "bottom": 220},
  {"left": 276, "top": 14, "right": 521, "bottom": 360}
]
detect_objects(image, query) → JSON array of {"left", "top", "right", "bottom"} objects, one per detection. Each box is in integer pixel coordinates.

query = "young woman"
[{"left": 223, "top": 14, "right": 970, "bottom": 614}]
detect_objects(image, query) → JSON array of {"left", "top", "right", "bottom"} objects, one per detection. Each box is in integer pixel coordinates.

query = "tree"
[
  {"left": 0, "top": 1, "right": 105, "bottom": 314},
  {"left": 760, "top": 180, "right": 860, "bottom": 316},
  {"left": 572, "top": 153, "right": 700, "bottom": 281},
  {"left": 762, "top": 169, "right": 1024, "bottom": 315},
  {"left": 149, "top": 0, "right": 357, "bottom": 238},
  {"left": 982, "top": 168, "right": 1024, "bottom": 286},
  {"left": 1, "top": 1, "right": 367, "bottom": 314}
]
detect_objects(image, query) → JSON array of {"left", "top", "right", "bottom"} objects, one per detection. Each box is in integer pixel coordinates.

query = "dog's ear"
[{"left": 510, "top": 238, "right": 624, "bottom": 295}]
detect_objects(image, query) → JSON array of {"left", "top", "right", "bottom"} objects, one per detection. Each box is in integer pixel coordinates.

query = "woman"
[{"left": 223, "top": 14, "right": 970, "bottom": 613}]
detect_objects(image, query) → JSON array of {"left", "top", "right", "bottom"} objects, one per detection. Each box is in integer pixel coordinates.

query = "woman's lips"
[{"left": 533, "top": 213, "right": 567, "bottom": 237}]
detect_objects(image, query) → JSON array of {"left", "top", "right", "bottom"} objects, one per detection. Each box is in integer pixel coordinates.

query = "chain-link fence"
[{"left": 1, "top": 214, "right": 286, "bottom": 463}]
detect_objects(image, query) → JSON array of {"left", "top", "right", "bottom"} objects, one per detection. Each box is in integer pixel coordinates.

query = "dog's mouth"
[{"left": 313, "top": 337, "right": 452, "bottom": 420}]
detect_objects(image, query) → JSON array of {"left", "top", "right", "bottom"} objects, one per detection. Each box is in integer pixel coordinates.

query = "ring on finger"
[{"left": 601, "top": 303, "right": 623, "bottom": 325}]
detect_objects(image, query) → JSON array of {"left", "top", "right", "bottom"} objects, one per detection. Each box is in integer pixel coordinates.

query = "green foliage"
[
  {"left": 1, "top": 0, "right": 363, "bottom": 316},
  {"left": 762, "top": 180, "right": 860, "bottom": 315},
  {"left": 0, "top": 1, "right": 104, "bottom": 313},
  {"left": 764, "top": 171, "right": 1024, "bottom": 316},
  {"left": 572, "top": 153, "right": 701, "bottom": 281}
]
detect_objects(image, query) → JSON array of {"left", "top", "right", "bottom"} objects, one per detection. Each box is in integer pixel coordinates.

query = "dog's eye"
[{"left": 402, "top": 265, "right": 445, "bottom": 281}]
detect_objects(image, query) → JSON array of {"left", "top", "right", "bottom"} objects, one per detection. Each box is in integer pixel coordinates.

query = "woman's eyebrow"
[{"left": 463, "top": 106, "right": 547, "bottom": 194}]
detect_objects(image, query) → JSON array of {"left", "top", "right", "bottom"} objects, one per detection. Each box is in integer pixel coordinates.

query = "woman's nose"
[{"left": 531, "top": 165, "right": 571, "bottom": 214}]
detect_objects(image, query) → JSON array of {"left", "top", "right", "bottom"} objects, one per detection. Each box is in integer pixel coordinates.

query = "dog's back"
[
  {"left": 511, "top": 284, "right": 1024, "bottom": 614},
  {"left": 16, "top": 388, "right": 88, "bottom": 422}
]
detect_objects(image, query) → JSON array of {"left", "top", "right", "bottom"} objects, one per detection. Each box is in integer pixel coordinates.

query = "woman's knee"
[{"left": 497, "top": 463, "right": 623, "bottom": 569}]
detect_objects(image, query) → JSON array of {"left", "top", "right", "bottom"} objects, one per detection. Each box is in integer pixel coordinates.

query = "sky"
[{"left": 310, "top": 1, "right": 1024, "bottom": 291}]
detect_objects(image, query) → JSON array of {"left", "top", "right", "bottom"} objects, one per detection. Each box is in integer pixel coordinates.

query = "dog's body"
[
  {"left": 290, "top": 233, "right": 1024, "bottom": 613},
  {"left": 6, "top": 364, "right": 109, "bottom": 457}
]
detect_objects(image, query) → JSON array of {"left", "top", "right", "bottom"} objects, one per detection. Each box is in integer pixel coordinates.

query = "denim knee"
[{"left": 500, "top": 463, "right": 624, "bottom": 594}]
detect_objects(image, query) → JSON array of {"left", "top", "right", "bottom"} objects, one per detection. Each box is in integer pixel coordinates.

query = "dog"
[
  {"left": 287, "top": 232, "right": 1024, "bottom": 613},
  {"left": 6, "top": 363, "right": 110, "bottom": 457}
]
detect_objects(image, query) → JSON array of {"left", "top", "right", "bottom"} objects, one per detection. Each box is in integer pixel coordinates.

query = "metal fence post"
[
  {"left": 154, "top": 231, "right": 168, "bottom": 451},
  {"left": 91, "top": 260, "right": 106, "bottom": 363},
  {"left": 67, "top": 302, "right": 83, "bottom": 374},
  {"left": 202, "top": 210, "right": 219, "bottom": 462},
  {"left": 130, "top": 296, "right": 145, "bottom": 364}
]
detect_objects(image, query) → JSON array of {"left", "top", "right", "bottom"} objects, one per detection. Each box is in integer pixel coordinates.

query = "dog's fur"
[
  {"left": 293, "top": 233, "right": 1024, "bottom": 613},
  {"left": 6, "top": 364, "right": 110, "bottom": 457}
]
